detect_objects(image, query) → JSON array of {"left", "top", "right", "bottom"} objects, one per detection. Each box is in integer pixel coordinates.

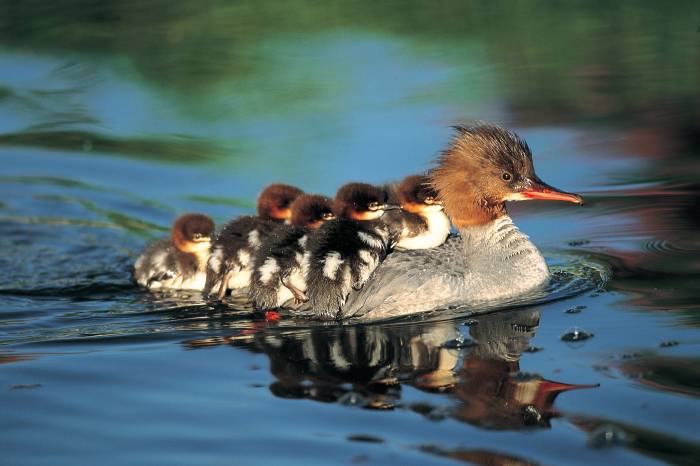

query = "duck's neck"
[
  {"left": 457, "top": 215, "right": 549, "bottom": 292},
  {"left": 459, "top": 216, "right": 539, "bottom": 261}
]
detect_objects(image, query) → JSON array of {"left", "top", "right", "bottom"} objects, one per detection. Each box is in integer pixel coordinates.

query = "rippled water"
[{"left": 2, "top": 2, "right": 700, "bottom": 465}]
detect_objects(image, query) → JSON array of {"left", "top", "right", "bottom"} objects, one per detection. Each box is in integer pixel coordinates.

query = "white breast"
[
  {"left": 457, "top": 216, "right": 549, "bottom": 302},
  {"left": 396, "top": 210, "right": 451, "bottom": 250}
]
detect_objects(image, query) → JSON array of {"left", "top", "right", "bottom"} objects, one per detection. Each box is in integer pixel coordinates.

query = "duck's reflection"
[
  {"left": 260, "top": 317, "right": 460, "bottom": 409},
  {"left": 218, "top": 308, "right": 597, "bottom": 430}
]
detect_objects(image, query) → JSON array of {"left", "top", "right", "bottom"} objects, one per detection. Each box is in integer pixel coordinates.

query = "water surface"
[{"left": 2, "top": 2, "right": 700, "bottom": 465}]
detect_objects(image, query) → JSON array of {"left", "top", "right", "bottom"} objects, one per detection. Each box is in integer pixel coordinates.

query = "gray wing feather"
[{"left": 341, "top": 237, "right": 467, "bottom": 319}]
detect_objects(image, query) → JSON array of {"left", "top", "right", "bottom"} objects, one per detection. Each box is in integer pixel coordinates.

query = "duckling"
[
  {"left": 249, "top": 194, "right": 335, "bottom": 309},
  {"left": 392, "top": 174, "right": 452, "bottom": 250},
  {"left": 205, "top": 183, "right": 304, "bottom": 299},
  {"left": 134, "top": 213, "right": 215, "bottom": 290},
  {"left": 299, "top": 183, "right": 403, "bottom": 319}
]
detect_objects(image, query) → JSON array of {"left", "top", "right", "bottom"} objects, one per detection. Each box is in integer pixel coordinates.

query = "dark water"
[{"left": 2, "top": 2, "right": 700, "bottom": 465}]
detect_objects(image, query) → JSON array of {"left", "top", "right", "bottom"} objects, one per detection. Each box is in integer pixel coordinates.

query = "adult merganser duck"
[
  {"left": 249, "top": 194, "right": 335, "bottom": 309},
  {"left": 301, "top": 124, "right": 584, "bottom": 320},
  {"left": 134, "top": 213, "right": 215, "bottom": 290},
  {"left": 392, "top": 174, "right": 452, "bottom": 251},
  {"left": 205, "top": 183, "right": 303, "bottom": 299}
]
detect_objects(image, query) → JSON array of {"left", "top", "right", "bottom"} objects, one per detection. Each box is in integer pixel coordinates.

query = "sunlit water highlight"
[{"left": 2, "top": 2, "right": 700, "bottom": 465}]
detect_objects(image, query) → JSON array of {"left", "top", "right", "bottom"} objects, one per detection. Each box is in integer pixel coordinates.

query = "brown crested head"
[
  {"left": 257, "top": 183, "right": 304, "bottom": 222},
  {"left": 429, "top": 125, "right": 583, "bottom": 228},
  {"left": 171, "top": 213, "right": 215, "bottom": 253},
  {"left": 333, "top": 182, "right": 397, "bottom": 221},
  {"left": 289, "top": 194, "right": 335, "bottom": 229},
  {"left": 396, "top": 174, "right": 443, "bottom": 214}
]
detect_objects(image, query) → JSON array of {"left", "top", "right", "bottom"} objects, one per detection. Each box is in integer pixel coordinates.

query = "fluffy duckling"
[
  {"left": 134, "top": 213, "right": 215, "bottom": 290},
  {"left": 249, "top": 194, "right": 335, "bottom": 309},
  {"left": 300, "top": 183, "right": 403, "bottom": 319},
  {"left": 393, "top": 174, "right": 451, "bottom": 250},
  {"left": 205, "top": 183, "right": 303, "bottom": 299}
]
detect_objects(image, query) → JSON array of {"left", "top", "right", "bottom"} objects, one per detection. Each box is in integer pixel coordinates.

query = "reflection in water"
[
  {"left": 571, "top": 416, "right": 700, "bottom": 466},
  {"left": 197, "top": 308, "right": 597, "bottom": 431},
  {"left": 448, "top": 313, "right": 596, "bottom": 430},
  {"left": 419, "top": 445, "right": 538, "bottom": 466},
  {"left": 2, "top": 1, "right": 700, "bottom": 464},
  {"left": 0, "top": 353, "right": 36, "bottom": 365},
  {"left": 0, "top": 130, "right": 226, "bottom": 164},
  {"left": 579, "top": 184, "right": 700, "bottom": 325},
  {"left": 617, "top": 355, "right": 700, "bottom": 399}
]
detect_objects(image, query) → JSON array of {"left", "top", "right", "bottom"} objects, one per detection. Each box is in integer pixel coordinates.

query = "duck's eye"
[
  {"left": 368, "top": 201, "right": 380, "bottom": 211},
  {"left": 502, "top": 172, "right": 512, "bottom": 181},
  {"left": 424, "top": 196, "right": 435, "bottom": 204},
  {"left": 193, "top": 233, "right": 202, "bottom": 240},
  {"left": 322, "top": 212, "right": 335, "bottom": 220}
]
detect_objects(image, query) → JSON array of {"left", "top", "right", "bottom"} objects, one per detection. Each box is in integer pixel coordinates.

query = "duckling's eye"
[
  {"left": 424, "top": 196, "right": 435, "bottom": 204},
  {"left": 193, "top": 233, "right": 202, "bottom": 240},
  {"left": 368, "top": 201, "right": 380, "bottom": 210},
  {"left": 502, "top": 172, "right": 512, "bottom": 181}
]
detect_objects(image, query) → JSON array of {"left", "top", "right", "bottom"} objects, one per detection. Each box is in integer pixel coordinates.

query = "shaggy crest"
[
  {"left": 445, "top": 125, "right": 534, "bottom": 180},
  {"left": 429, "top": 125, "right": 537, "bottom": 227}
]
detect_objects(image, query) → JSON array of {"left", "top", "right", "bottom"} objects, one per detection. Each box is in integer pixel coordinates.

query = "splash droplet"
[
  {"left": 587, "top": 424, "right": 632, "bottom": 448},
  {"left": 522, "top": 405, "right": 543, "bottom": 425},
  {"left": 443, "top": 337, "right": 475, "bottom": 349},
  {"left": 568, "top": 239, "right": 590, "bottom": 247},
  {"left": 338, "top": 391, "right": 367, "bottom": 407},
  {"left": 565, "top": 305, "right": 586, "bottom": 314},
  {"left": 561, "top": 327, "right": 594, "bottom": 342}
]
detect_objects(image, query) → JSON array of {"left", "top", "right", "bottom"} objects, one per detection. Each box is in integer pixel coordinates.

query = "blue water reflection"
[{"left": 2, "top": 1, "right": 700, "bottom": 465}]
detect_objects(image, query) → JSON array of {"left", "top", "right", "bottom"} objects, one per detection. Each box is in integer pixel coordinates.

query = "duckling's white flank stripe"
[
  {"left": 298, "top": 235, "right": 308, "bottom": 248},
  {"left": 358, "top": 231, "right": 383, "bottom": 249},
  {"left": 248, "top": 230, "right": 261, "bottom": 248},
  {"left": 208, "top": 247, "right": 223, "bottom": 274},
  {"left": 373, "top": 227, "right": 389, "bottom": 243},
  {"left": 237, "top": 249, "right": 251, "bottom": 267},
  {"left": 259, "top": 258, "right": 279, "bottom": 284},
  {"left": 358, "top": 249, "right": 372, "bottom": 264},
  {"left": 323, "top": 252, "right": 344, "bottom": 280},
  {"left": 152, "top": 251, "right": 168, "bottom": 270}
]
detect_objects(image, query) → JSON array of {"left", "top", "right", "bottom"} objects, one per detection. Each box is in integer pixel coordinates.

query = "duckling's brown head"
[
  {"left": 290, "top": 194, "right": 335, "bottom": 229},
  {"left": 396, "top": 174, "right": 444, "bottom": 215},
  {"left": 257, "top": 183, "right": 304, "bottom": 222},
  {"left": 333, "top": 182, "right": 398, "bottom": 221},
  {"left": 172, "top": 213, "right": 215, "bottom": 253},
  {"left": 429, "top": 125, "right": 583, "bottom": 228}
]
